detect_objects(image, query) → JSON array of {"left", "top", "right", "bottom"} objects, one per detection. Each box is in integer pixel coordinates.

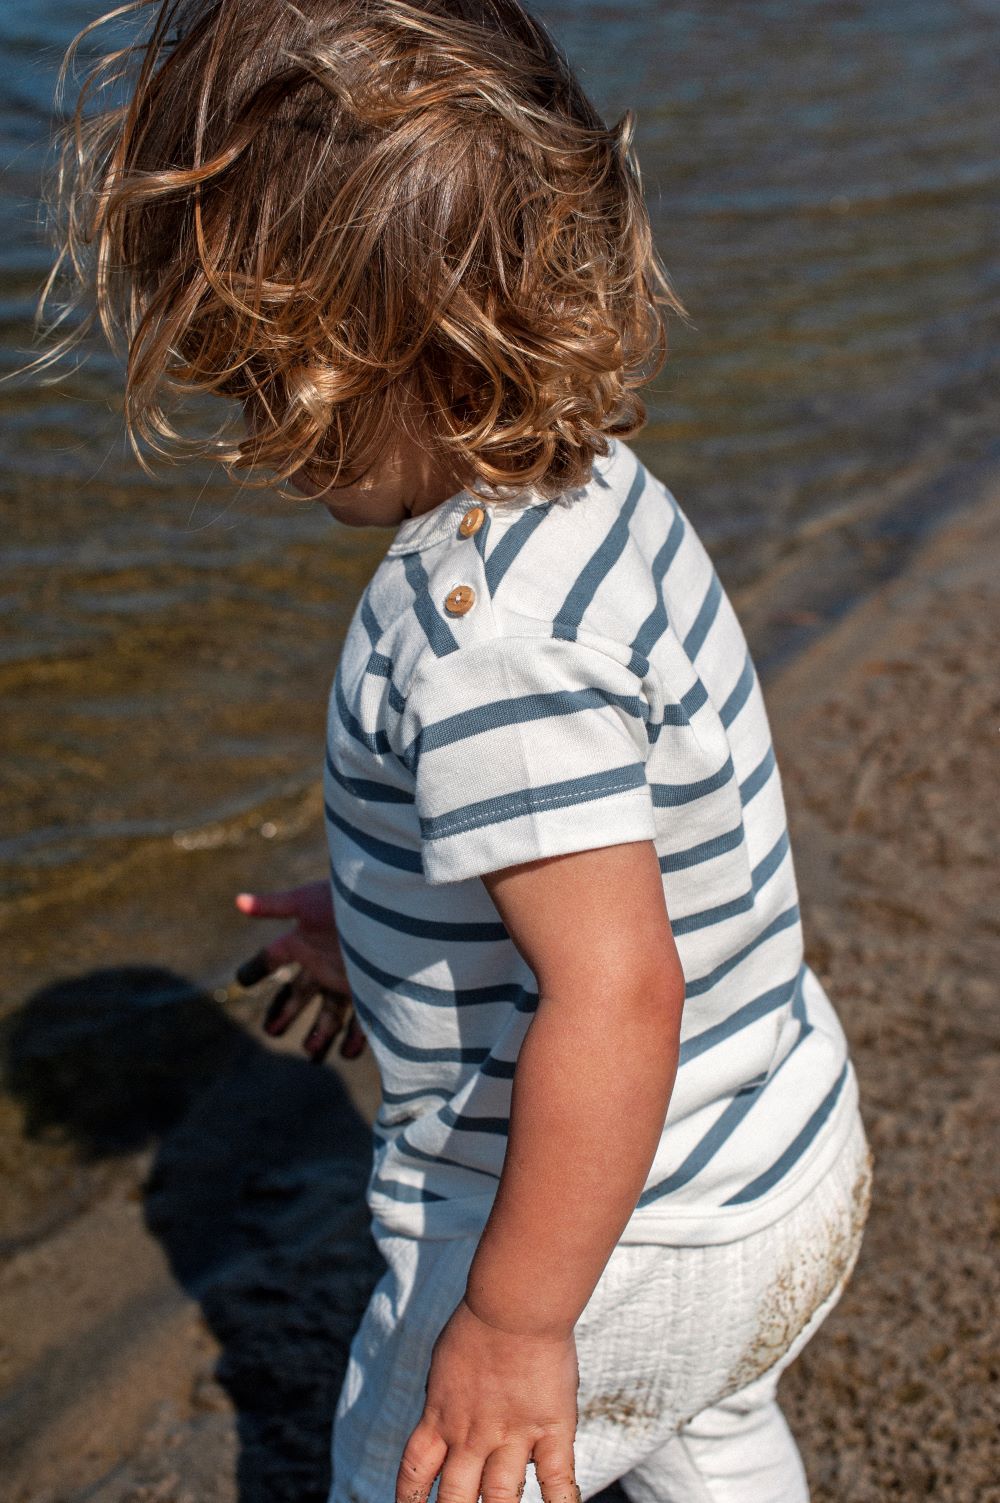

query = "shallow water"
[{"left": 1, "top": 1, "right": 997, "bottom": 963}]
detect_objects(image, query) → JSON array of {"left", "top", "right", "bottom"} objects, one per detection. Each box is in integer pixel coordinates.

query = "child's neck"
[{"left": 304, "top": 435, "right": 471, "bottom": 532}]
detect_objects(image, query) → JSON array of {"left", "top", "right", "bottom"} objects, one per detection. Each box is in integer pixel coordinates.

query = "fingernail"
[{"left": 236, "top": 949, "right": 271, "bottom": 987}]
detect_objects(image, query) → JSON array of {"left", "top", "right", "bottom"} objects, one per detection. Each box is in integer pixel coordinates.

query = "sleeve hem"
[{"left": 420, "top": 787, "right": 658, "bottom": 886}]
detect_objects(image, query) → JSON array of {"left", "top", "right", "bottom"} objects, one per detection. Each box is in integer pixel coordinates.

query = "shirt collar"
[
  {"left": 385, "top": 440, "right": 622, "bottom": 555},
  {"left": 385, "top": 486, "right": 480, "bottom": 555},
  {"left": 385, "top": 482, "right": 549, "bottom": 555}
]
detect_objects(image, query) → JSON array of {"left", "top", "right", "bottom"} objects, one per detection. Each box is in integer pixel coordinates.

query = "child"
[{"left": 44, "top": 2, "right": 873, "bottom": 1500}]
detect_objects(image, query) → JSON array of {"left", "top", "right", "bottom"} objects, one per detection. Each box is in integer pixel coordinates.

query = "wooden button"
[
  {"left": 458, "top": 505, "right": 486, "bottom": 537},
  {"left": 444, "top": 584, "right": 476, "bottom": 616}
]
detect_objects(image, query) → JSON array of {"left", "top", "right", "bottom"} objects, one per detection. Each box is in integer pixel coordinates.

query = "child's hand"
[
  {"left": 233, "top": 882, "right": 367, "bottom": 1063},
  {"left": 396, "top": 1297, "right": 580, "bottom": 1503}
]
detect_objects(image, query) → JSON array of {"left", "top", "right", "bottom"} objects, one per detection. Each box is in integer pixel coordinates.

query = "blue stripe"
[
  {"left": 440, "top": 1104, "right": 509, "bottom": 1136},
  {"left": 720, "top": 651, "right": 754, "bottom": 729},
  {"left": 409, "top": 685, "right": 649, "bottom": 770},
  {"left": 473, "top": 507, "right": 492, "bottom": 565},
  {"left": 367, "top": 649, "right": 393, "bottom": 680},
  {"left": 338, "top": 932, "right": 531, "bottom": 1010},
  {"left": 660, "top": 822, "right": 744, "bottom": 873},
  {"left": 420, "top": 762, "right": 649, "bottom": 842},
  {"left": 379, "top": 1082, "right": 453, "bottom": 1107},
  {"left": 646, "top": 705, "right": 689, "bottom": 740},
  {"left": 376, "top": 1130, "right": 502, "bottom": 1182},
  {"left": 630, "top": 506, "right": 686, "bottom": 660},
  {"left": 627, "top": 646, "right": 649, "bottom": 678},
  {"left": 722, "top": 1062, "right": 850, "bottom": 1205},
  {"left": 682, "top": 680, "right": 709, "bottom": 718},
  {"left": 361, "top": 592, "right": 383, "bottom": 647},
  {"left": 404, "top": 551, "right": 459, "bottom": 657},
  {"left": 683, "top": 570, "right": 723, "bottom": 661},
  {"left": 685, "top": 903, "right": 800, "bottom": 999},
  {"left": 484, "top": 500, "right": 555, "bottom": 594},
  {"left": 739, "top": 745, "right": 775, "bottom": 806},
  {"left": 648, "top": 679, "right": 708, "bottom": 744},
  {"left": 555, "top": 458, "right": 647, "bottom": 635},
  {"left": 350, "top": 989, "right": 491, "bottom": 1065},
  {"left": 637, "top": 1079, "right": 768, "bottom": 1205},
  {"left": 370, "top": 1170, "right": 448, "bottom": 1204},
  {"left": 325, "top": 798, "right": 424, "bottom": 872},
  {"left": 387, "top": 679, "right": 407, "bottom": 718},
  {"left": 669, "top": 830, "right": 791, "bottom": 937},
  {"left": 679, "top": 973, "right": 800, "bottom": 1065},
  {"left": 751, "top": 828, "right": 789, "bottom": 890},
  {"left": 649, "top": 753, "right": 734, "bottom": 808},
  {"left": 348, "top": 649, "right": 411, "bottom": 726},
  {"left": 478, "top": 1055, "right": 518, "bottom": 1079},
  {"left": 670, "top": 886, "right": 754, "bottom": 937},
  {"left": 329, "top": 863, "right": 509, "bottom": 942},
  {"left": 334, "top": 666, "right": 392, "bottom": 755},
  {"left": 639, "top": 1018, "right": 815, "bottom": 1207},
  {"left": 324, "top": 744, "right": 414, "bottom": 804}
]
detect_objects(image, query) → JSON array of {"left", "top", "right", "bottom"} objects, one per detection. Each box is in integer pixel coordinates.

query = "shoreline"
[{"left": 1, "top": 479, "right": 997, "bottom": 1501}]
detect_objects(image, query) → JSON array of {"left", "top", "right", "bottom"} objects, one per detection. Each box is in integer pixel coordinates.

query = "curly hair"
[{"left": 40, "top": 0, "right": 687, "bottom": 503}]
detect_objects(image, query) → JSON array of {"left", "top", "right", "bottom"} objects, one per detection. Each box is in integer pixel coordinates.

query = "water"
[{"left": 1, "top": 0, "right": 997, "bottom": 975}]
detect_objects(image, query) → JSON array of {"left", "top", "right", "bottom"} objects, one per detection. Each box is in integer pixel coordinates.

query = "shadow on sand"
[{"left": 3, "top": 964, "right": 384, "bottom": 1503}]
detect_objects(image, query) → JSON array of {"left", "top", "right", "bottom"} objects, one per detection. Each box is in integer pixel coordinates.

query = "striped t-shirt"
[{"left": 323, "top": 436, "right": 858, "bottom": 1244}]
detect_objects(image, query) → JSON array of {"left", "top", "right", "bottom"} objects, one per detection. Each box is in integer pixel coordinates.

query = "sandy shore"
[{"left": 1, "top": 487, "right": 997, "bottom": 1503}]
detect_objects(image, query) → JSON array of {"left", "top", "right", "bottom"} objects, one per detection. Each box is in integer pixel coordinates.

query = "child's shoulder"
[{"left": 371, "top": 438, "right": 689, "bottom": 680}]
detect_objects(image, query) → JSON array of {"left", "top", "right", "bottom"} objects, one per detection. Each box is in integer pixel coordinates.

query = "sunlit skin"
[
  {"left": 292, "top": 432, "right": 473, "bottom": 529},
  {"left": 233, "top": 426, "right": 686, "bottom": 1503},
  {"left": 243, "top": 395, "right": 474, "bottom": 529}
]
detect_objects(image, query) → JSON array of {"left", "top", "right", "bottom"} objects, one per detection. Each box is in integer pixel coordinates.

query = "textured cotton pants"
[{"left": 329, "top": 1108, "right": 872, "bottom": 1503}]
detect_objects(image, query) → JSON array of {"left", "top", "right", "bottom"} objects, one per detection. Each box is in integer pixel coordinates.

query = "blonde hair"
[{"left": 41, "top": 0, "right": 687, "bottom": 502}]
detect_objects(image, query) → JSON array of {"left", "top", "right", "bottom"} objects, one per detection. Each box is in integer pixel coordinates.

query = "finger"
[
  {"left": 235, "top": 889, "right": 305, "bottom": 919},
  {"left": 434, "top": 1446, "right": 486, "bottom": 1503},
  {"left": 532, "top": 1430, "right": 579, "bottom": 1503},
  {"left": 339, "top": 1012, "right": 367, "bottom": 1059},
  {"left": 235, "top": 947, "right": 274, "bottom": 988},
  {"left": 303, "top": 992, "right": 352, "bottom": 1063},
  {"left": 395, "top": 1419, "right": 447, "bottom": 1503},
  {"left": 263, "top": 980, "right": 306, "bottom": 1036},
  {"left": 479, "top": 1442, "right": 532, "bottom": 1503}
]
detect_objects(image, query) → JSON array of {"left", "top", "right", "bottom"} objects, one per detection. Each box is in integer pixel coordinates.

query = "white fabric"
[
  {"left": 324, "top": 436, "right": 858, "bottom": 1244},
  {"left": 329, "top": 1107, "right": 873, "bottom": 1503}
]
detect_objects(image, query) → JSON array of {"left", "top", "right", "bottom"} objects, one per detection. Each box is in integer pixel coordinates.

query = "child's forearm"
[{"left": 463, "top": 975, "right": 682, "bottom": 1338}]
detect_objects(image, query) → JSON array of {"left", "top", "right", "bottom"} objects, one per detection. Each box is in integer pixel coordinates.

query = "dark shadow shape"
[{"left": 3, "top": 965, "right": 384, "bottom": 1503}]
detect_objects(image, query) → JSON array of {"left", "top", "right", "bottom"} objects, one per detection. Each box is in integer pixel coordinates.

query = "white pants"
[{"left": 330, "top": 1108, "right": 872, "bottom": 1503}]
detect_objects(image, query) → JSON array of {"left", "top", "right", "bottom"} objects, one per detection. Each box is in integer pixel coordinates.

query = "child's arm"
[
  {"left": 396, "top": 837, "right": 684, "bottom": 1503},
  {"left": 470, "top": 836, "right": 684, "bottom": 1331}
]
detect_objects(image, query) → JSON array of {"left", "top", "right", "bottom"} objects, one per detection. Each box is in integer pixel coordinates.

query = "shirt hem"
[{"left": 367, "top": 1061, "right": 861, "bottom": 1247}]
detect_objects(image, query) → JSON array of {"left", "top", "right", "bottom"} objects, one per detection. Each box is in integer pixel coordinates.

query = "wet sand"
[{"left": 1, "top": 484, "right": 997, "bottom": 1502}]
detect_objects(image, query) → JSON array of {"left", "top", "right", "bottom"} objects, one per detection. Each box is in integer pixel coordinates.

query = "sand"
[{"left": 1, "top": 488, "right": 997, "bottom": 1503}]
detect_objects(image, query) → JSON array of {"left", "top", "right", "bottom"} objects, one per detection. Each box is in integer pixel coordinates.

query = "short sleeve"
[{"left": 395, "top": 633, "right": 657, "bottom": 886}]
